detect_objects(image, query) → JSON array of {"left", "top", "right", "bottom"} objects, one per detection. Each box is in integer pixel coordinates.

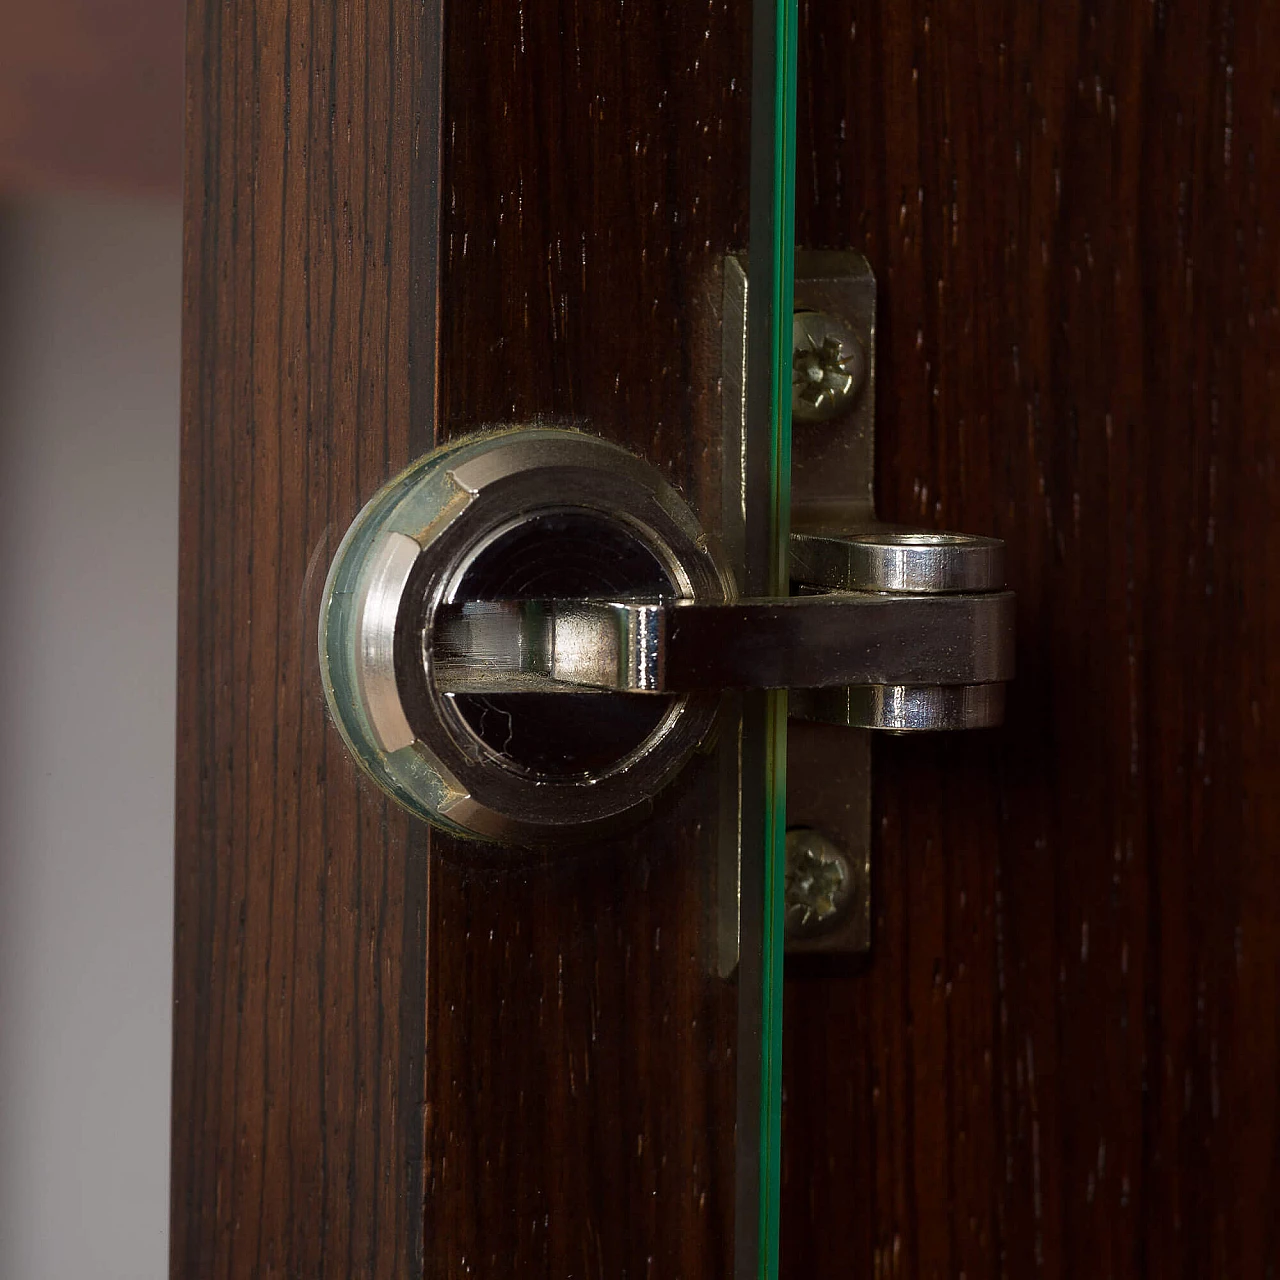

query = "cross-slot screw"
[{"left": 791, "top": 310, "right": 866, "bottom": 423}]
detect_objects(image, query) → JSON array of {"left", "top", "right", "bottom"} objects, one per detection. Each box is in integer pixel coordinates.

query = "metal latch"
[
  {"left": 431, "top": 543, "right": 1011, "bottom": 702},
  {"left": 318, "top": 254, "right": 1015, "bottom": 939}
]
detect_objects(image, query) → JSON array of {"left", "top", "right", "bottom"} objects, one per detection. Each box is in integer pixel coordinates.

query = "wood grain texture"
[
  {"left": 178, "top": 0, "right": 1280, "bottom": 1273},
  {"left": 783, "top": 1, "right": 1280, "bottom": 1276},
  {"left": 425, "top": 2, "right": 751, "bottom": 1274},
  {"left": 175, "top": 0, "right": 756, "bottom": 1275},
  {"left": 172, "top": 0, "right": 440, "bottom": 1275}
]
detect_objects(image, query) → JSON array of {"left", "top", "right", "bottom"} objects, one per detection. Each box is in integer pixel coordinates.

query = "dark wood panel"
[
  {"left": 175, "top": 0, "right": 759, "bottom": 1275},
  {"left": 177, "top": 0, "right": 1280, "bottom": 1273},
  {"left": 784, "top": 1, "right": 1280, "bottom": 1276},
  {"left": 425, "top": 2, "right": 751, "bottom": 1274},
  {"left": 171, "top": 0, "right": 440, "bottom": 1275}
]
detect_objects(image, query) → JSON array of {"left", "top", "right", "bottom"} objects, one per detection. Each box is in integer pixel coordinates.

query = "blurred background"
[{"left": 0, "top": 4, "right": 183, "bottom": 1277}]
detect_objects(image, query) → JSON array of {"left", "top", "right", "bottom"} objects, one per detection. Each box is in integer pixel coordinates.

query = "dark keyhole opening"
[{"left": 448, "top": 510, "right": 681, "bottom": 778}]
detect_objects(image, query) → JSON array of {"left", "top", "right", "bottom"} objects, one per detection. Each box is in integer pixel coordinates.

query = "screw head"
[
  {"left": 791, "top": 310, "right": 866, "bottom": 423},
  {"left": 784, "top": 828, "right": 855, "bottom": 938}
]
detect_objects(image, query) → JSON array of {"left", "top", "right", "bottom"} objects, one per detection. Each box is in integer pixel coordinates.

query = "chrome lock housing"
[
  {"left": 319, "top": 427, "right": 733, "bottom": 844},
  {"left": 321, "top": 254, "right": 1017, "bottom": 854},
  {"left": 320, "top": 425, "right": 1015, "bottom": 845}
]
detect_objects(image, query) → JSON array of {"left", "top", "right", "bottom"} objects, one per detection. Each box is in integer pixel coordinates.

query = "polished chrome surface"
[
  {"left": 319, "top": 426, "right": 731, "bottom": 844},
  {"left": 794, "top": 682, "right": 1007, "bottom": 732},
  {"left": 355, "top": 530, "right": 421, "bottom": 752},
  {"left": 791, "top": 527, "right": 1005, "bottom": 594},
  {"left": 433, "top": 589, "right": 1015, "bottom": 694},
  {"left": 787, "top": 527, "right": 1009, "bottom": 733},
  {"left": 791, "top": 310, "right": 865, "bottom": 423},
  {"left": 431, "top": 599, "right": 667, "bottom": 694}
]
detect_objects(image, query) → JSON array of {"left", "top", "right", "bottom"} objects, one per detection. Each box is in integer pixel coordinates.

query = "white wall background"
[{"left": 0, "top": 195, "right": 180, "bottom": 1280}]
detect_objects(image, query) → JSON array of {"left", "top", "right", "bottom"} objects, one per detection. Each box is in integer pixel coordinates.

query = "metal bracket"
[
  {"left": 319, "top": 253, "right": 1013, "bottom": 900},
  {"left": 778, "top": 255, "right": 876, "bottom": 958},
  {"left": 433, "top": 590, "right": 1013, "bottom": 695},
  {"left": 715, "top": 251, "right": 1011, "bottom": 962}
]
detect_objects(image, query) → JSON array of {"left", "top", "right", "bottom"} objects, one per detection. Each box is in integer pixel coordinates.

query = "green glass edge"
[{"left": 758, "top": 0, "right": 797, "bottom": 1275}]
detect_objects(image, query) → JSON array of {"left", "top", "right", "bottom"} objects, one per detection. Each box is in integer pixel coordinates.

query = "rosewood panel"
[
  {"left": 175, "top": 0, "right": 757, "bottom": 1276},
  {"left": 425, "top": 2, "right": 752, "bottom": 1274},
  {"left": 783, "top": 1, "right": 1280, "bottom": 1276},
  {"left": 172, "top": 0, "right": 440, "bottom": 1275}
]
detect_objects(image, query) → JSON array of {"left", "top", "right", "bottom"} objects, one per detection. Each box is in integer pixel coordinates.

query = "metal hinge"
[
  {"left": 713, "top": 252, "right": 1012, "bottom": 960},
  {"left": 318, "top": 253, "right": 1014, "bottom": 961}
]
